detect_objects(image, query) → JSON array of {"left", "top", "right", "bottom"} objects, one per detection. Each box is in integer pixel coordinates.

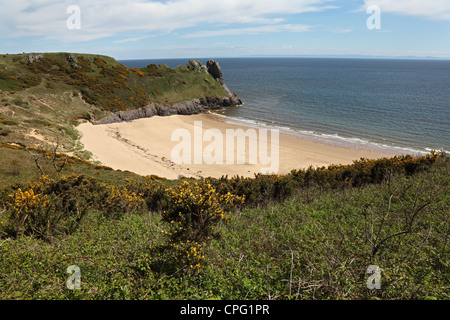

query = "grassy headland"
[{"left": 0, "top": 52, "right": 226, "bottom": 155}]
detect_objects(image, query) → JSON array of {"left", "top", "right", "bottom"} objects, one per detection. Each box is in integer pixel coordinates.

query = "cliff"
[
  {"left": 93, "top": 95, "right": 241, "bottom": 125},
  {"left": 0, "top": 52, "right": 241, "bottom": 151},
  {"left": 92, "top": 59, "right": 242, "bottom": 125},
  {"left": 0, "top": 52, "right": 240, "bottom": 114}
]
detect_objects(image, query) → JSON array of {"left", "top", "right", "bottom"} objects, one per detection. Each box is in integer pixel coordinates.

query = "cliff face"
[
  {"left": 92, "top": 95, "right": 241, "bottom": 125},
  {"left": 92, "top": 59, "right": 242, "bottom": 125}
]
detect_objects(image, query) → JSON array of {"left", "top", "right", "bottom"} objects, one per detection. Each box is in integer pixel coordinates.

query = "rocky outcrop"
[
  {"left": 27, "top": 54, "right": 43, "bottom": 63},
  {"left": 92, "top": 96, "right": 242, "bottom": 125},
  {"left": 207, "top": 59, "right": 232, "bottom": 96},
  {"left": 187, "top": 60, "right": 207, "bottom": 73},
  {"left": 92, "top": 59, "right": 241, "bottom": 125},
  {"left": 66, "top": 54, "right": 76, "bottom": 63},
  {"left": 66, "top": 54, "right": 81, "bottom": 69},
  {"left": 207, "top": 59, "right": 223, "bottom": 81}
]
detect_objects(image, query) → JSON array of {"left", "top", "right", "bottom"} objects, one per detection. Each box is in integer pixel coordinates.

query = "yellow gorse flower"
[
  {"left": 9, "top": 188, "right": 50, "bottom": 213},
  {"left": 161, "top": 180, "right": 244, "bottom": 270}
]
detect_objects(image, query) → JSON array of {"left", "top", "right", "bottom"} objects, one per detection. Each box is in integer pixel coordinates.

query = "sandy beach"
[{"left": 77, "top": 113, "right": 396, "bottom": 180}]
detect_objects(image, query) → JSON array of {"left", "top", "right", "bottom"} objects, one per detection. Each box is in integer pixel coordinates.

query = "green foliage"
[
  {"left": 123, "top": 177, "right": 169, "bottom": 212},
  {"left": 0, "top": 129, "right": 11, "bottom": 136},
  {"left": 0, "top": 142, "right": 146, "bottom": 187},
  {"left": 0, "top": 153, "right": 448, "bottom": 299},
  {"left": 0, "top": 53, "right": 226, "bottom": 113},
  {"left": 0, "top": 53, "right": 228, "bottom": 158},
  {"left": 141, "top": 181, "right": 245, "bottom": 273},
  {"left": 162, "top": 181, "right": 243, "bottom": 243},
  {"left": 207, "top": 151, "right": 446, "bottom": 208},
  {"left": 101, "top": 185, "right": 146, "bottom": 219},
  {"left": 1, "top": 175, "right": 107, "bottom": 240}
]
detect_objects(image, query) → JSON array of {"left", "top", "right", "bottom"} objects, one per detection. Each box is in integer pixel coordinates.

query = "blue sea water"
[{"left": 120, "top": 58, "right": 450, "bottom": 154}]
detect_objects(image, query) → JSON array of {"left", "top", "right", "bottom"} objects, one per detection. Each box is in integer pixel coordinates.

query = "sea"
[{"left": 120, "top": 57, "right": 450, "bottom": 155}]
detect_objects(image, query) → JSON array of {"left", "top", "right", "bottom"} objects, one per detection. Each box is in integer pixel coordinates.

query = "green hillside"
[
  {"left": 0, "top": 52, "right": 226, "bottom": 154},
  {"left": 0, "top": 149, "right": 448, "bottom": 300}
]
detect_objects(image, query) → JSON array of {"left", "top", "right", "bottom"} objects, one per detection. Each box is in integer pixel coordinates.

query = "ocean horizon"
[{"left": 120, "top": 57, "right": 450, "bottom": 155}]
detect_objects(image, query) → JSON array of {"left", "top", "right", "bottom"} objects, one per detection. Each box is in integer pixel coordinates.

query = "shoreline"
[
  {"left": 210, "top": 110, "right": 429, "bottom": 157},
  {"left": 77, "top": 113, "right": 398, "bottom": 180}
]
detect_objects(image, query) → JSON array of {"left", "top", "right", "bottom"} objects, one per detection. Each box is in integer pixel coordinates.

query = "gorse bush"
[
  {"left": 102, "top": 185, "right": 146, "bottom": 219},
  {"left": 207, "top": 151, "right": 447, "bottom": 208},
  {"left": 154, "top": 181, "right": 244, "bottom": 271},
  {"left": 162, "top": 181, "right": 244, "bottom": 243},
  {"left": 124, "top": 177, "right": 169, "bottom": 212},
  {"left": 1, "top": 175, "right": 106, "bottom": 240}
]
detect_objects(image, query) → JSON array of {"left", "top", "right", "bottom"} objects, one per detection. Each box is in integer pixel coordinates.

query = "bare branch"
[
  {"left": 26, "top": 150, "right": 45, "bottom": 175},
  {"left": 371, "top": 202, "right": 430, "bottom": 258},
  {"left": 50, "top": 140, "right": 68, "bottom": 173}
]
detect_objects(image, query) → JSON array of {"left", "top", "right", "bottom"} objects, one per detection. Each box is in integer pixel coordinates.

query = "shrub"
[
  {"left": 1, "top": 175, "right": 108, "bottom": 240},
  {"left": 162, "top": 181, "right": 244, "bottom": 243},
  {"left": 124, "top": 177, "right": 169, "bottom": 212},
  {"left": 205, "top": 151, "right": 447, "bottom": 208},
  {"left": 151, "top": 181, "right": 245, "bottom": 271},
  {"left": 101, "top": 185, "right": 146, "bottom": 219}
]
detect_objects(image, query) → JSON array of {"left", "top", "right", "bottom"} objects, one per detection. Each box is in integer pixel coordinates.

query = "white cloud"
[
  {"left": 182, "top": 24, "right": 311, "bottom": 38},
  {"left": 0, "top": 0, "right": 337, "bottom": 42},
  {"left": 330, "top": 28, "right": 352, "bottom": 34},
  {"left": 362, "top": 0, "right": 450, "bottom": 20},
  {"left": 114, "top": 36, "right": 154, "bottom": 44}
]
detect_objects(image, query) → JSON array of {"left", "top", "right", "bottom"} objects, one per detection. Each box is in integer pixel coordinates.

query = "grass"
[
  {"left": 0, "top": 143, "right": 145, "bottom": 187},
  {"left": 0, "top": 87, "right": 106, "bottom": 154},
  {"left": 0, "top": 154, "right": 448, "bottom": 300},
  {"left": 0, "top": 142, "right": 198, "bottom": 188}
]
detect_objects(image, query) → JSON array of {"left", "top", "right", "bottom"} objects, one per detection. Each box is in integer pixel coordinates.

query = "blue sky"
[{"left": 0, "top": 0, "right": 449, "bottom": 60}]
